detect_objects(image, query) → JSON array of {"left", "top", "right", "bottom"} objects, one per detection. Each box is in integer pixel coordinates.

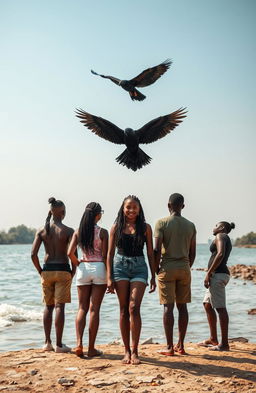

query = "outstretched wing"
[
  {"left": 91, "top": 70, "right": 121, "bottom": 86},
  {"left": 130, "top": 59, "right": 172, "bottom": 88},
  {"left": 75, "top": 108, "right": 124, "bottom": 144},
  {"left": 136, "top": 108, "right": 187, "bottom": 144}
]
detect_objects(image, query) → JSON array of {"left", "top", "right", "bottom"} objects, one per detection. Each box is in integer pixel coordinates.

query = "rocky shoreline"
[
  {"left": 194, "top": 264, "right": 256, "bottom": 283},
  {"left": 0, "top": 342, "right": 256, "bottom": 393}
]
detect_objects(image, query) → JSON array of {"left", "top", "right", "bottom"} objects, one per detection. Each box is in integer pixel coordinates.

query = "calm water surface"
[{"left": 0, "top": 244, "right": 255, "bottom": 351}]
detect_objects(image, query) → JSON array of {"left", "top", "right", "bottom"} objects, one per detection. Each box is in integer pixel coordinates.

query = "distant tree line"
[
  {"left": 234, "top": 232, "right": 256, "bottom": 246},
  {"left": 0, "top": 225, "right": 36, "bottom": 244}
]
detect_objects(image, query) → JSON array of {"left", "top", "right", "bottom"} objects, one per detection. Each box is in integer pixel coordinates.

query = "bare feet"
[
  {"left": 209, "top": 344, "right": 230, "bottom": 351},
  {"left": 87, "top": 348, "right": 103, "bottom": 357},
  {"left": 131, "top": 352, "right": 141, "bottom": 365},
  {"left": 157, "top": 346, "right": 174, "bottom": 356},
  {"left": 197, "top": 339, "right": 218, "bottom": 347},
  {"left": 122, "top": 351, "right": 131, "bottom": 364},
  {"left": 74, "top": 346, "right": 84, "bottom": 357}
]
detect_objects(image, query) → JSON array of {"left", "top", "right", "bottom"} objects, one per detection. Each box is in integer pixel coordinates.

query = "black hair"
[
  {"left": 169, "top": 193, "right": 184, "bottom": 207},
  {"left": 45, "top": 197, "right": 65, "bottom": 235},
  {"left": 115, "top": 195, "right": 146, "bottom": 252},
  {"left": 220, "top": 221, "right": 235, "bottom": 234},
  {"left": 78, "top": 202, "right": 102, "bottom": 253}
]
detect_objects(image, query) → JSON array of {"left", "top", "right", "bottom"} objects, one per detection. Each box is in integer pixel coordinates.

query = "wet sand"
[{"left": 0, "top": 342, "right": 255, "bottom": 392}]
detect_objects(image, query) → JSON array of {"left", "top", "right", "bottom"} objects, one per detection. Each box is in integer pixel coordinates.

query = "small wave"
[{"left": 0, "top": 304, "right": 42, "bottom": 329}]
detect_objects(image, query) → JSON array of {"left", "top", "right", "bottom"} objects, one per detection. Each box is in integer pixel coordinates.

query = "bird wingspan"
[
  {"left": 75, "top": 109, "right": 124, "bottom": 144},
  {"left": 130, "top": 59, "right": 172, "bottom": 88},
  {"left": 91, "top": 70, "right": 121, "bottom": 86},
  {"left": 136, "top": 107, "right": 187, "bottom": 144}
]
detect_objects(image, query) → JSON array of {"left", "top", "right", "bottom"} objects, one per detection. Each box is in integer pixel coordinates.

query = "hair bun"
[
  {"left": 230, "top": 222, "right": 235, "bottom": 229},
  {"left": 48, "top": 197, "right": 56, "bottom": 204}
]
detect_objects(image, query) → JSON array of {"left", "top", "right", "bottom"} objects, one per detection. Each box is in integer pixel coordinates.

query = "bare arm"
[
  {"left": 145, "top": 224, "right": 156, "bottom": 293},
  {"left": 31, "top": 230, "right": 43, "bottom": 275},
  {"left": 204, "top": 234, "right": 226, "bottom": 288},
  {"left": 67, "top": 230, "right": 80, "bottom": 270},
  {"left": 189, "top": 233, "right": 196, "bottom": 267},
  {"left": 154, "top": 236, "right": 163, "bottom": 275},
  {"left": 106, "top": 224, "right": 116, "bottom": 293},
  {"left": 100, "top": 228, "right": 109, "bottom": 264}
]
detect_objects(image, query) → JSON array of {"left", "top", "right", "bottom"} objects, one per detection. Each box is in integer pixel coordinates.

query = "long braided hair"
[
  {"left": 115, "top": 195, "right": 146, "bottom": 251},
  {"left": 45, "top": 197, "right": 65, "bottom": 235},
  {"left": 78, "top": 202, "right": 102, "bottom": 253}
]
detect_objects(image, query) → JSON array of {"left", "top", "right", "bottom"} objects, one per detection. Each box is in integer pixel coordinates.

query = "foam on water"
[{"left": 0, "top": 303, "right": 42, "bottom": 329}]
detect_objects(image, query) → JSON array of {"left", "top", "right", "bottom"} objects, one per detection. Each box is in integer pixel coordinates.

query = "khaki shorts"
[
  {"left": 203, "top": 273, "right": 230, "bottom": 309},
  {"left": 157, "top": 265, "right": 191, "bottom": 304},
  {"left": 41, "top": 271, "right": 72, "bottom": 305}
]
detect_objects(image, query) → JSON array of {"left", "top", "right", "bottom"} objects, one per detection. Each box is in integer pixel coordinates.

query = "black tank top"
[
  {"left": 208, "top": 234, "right": 232, "bottom": 274},
  {"left": 117, "top": 233, "right": 144, "bottom": 257}
]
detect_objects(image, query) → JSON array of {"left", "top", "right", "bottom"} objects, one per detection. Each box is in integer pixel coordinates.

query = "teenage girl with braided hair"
[
  {"left": 199, "top": 221, "right": 235, "bottom": 351},
  {"left": 106, "top": 195, "right": 156, "bottom": 365},
  {"left": 31, "top": 197, "right": 75, "bottom": 353},
  {"left": 68, "top": 202, "right": 108, "bottom": 357}
]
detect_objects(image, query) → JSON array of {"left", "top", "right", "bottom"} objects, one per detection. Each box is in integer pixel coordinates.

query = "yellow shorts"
[
  {"left": 157, "top": 265, "right": 191, "bottom": 304},
  {"left": 41, "top": 271, "right": 72, "bottom": 305}
]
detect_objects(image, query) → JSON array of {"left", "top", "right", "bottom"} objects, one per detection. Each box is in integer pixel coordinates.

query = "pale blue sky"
[{"left": 0, "top": 0, "right": 255, "bottom": 242}]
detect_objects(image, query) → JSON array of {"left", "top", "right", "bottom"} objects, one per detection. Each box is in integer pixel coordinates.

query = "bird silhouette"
[
  {"left": 91, "top": 59, "right": 172, "bottom": 101},
  {"left": 75, "top": 107, "right": 187, "bottom": 171}
]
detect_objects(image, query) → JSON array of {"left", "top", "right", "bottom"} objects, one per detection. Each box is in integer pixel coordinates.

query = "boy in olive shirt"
[{"left": 154, "top": 193, "right": 196, "bottom": 355}]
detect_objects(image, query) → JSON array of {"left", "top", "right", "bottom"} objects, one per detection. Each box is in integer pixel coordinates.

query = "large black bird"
[
  {"left": 91, "top": 59, "right": 172, "bottom": 101},
  {"left": 75, "top": 107, "right": 187, "bottom": 171}
]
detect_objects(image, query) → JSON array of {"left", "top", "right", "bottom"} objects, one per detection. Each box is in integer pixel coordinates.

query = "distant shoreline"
[{"left": 234, "top": 244, "right": 256, "bottom": 248}]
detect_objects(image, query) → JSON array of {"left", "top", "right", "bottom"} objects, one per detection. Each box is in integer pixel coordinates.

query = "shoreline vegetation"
[
  {"left": 0, "top": 225, "right": 256, "bottom": 247},
  {"left": 0, "top": 342, "right": 255, "bottom": 393}
]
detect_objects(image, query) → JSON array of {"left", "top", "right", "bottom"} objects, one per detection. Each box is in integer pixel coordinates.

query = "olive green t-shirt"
[{"left": 154, "top": 215, "right": 196, "bottom": 268}]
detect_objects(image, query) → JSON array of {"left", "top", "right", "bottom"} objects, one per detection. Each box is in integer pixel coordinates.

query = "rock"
[
  {"left": 229, "top": 337, "right": 249, "bottom": 343},
  {"left": 88, "top": 378, "right": 117, "bottom": 387},
  {"left": 57, "top": 378, "right": 75, "bottom": 386},
  {"left": 136, "top": 376, "right": 154, "bottom": 383},
  {"left": 141, "top": 337, "right": 154, "bottom": 345},
  {"left": 248, "top": 308, "right": 256, "bottom": 315},
  {"left": 29, "top": 369, "right": 38, "bottom": 376}
]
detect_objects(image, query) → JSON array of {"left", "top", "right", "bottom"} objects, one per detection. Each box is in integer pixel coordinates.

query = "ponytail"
[
  {"left": 44, "top": 197, "right": 64, "bottom": 235},
  {"left": 78, "top": 202, "right": 102, "bottom": 253}
]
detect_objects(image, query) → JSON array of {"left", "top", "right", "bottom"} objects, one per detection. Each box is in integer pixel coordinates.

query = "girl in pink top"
[{"left": 68, "top": 202, "right": 108, "bottom": 357}]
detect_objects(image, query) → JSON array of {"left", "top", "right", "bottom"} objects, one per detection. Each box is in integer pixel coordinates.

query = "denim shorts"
[{"left": 112, "top": 254, "right": 148, "bottom": 285}]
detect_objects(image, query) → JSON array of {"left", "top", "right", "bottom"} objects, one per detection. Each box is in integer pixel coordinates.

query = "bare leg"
[
  {"left": 76, "top": 285, "right": 91, "bottom": 349},
  {"left": 43, "top": 305, "right": 54, "bottom": 344},
  {"left": 115, "top": 280, "right": 131, "bottom": 364},
  {"left": 176, "top": 303, "right": 188, "bottom": 350},
  {"left": 163, "top": 303, "right": 175, "bottom": 351},
  {"left": 129, "top": 281, "right": 146, "bottom": 364},
  {"left": 55, "top": 303, "right": 65, "bottom": 347},
  {"left": 216, "top": 307, "right": 229, "bottom": 349},
  {"left": 87, "top": 284, "right": 106, "bottom": 356},
  {"left": 203, "top": 302, "right": 218, "bottom": 345}
]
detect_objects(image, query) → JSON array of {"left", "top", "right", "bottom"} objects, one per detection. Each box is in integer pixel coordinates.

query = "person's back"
[
  {"left": 39, "top": 221, "right": 73, "bottom": 264},
  {"left": 156, "top": 214, "right": 196, "bottom": 267},
  {"left": 31, "top": 197, "right": 75, "bottom": 353}
]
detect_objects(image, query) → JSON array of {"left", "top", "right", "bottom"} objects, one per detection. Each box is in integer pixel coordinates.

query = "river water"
[{"left": 0, "top": 244, "right": 255, "bottom": 351}]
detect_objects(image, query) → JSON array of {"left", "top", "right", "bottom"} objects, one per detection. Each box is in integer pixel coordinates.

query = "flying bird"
[
  {"left": 75, "top": 107, "right": 187, "bottom": 171},
  {"left": 91, "top": 59, "right": 172, "bottom": 101}
]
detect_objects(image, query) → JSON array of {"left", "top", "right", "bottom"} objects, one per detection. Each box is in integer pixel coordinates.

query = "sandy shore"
[{"left": 0, "top": 342, "right": 255, "bottom": 393}]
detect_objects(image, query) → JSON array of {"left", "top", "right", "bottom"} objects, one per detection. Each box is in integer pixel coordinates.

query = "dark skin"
[
  {"left": 203, "top": 223, "right": 230, "bottom": 350},
  {"left": 31, "top": 205, "right": 75, "bottom": 348},
  {"left": 106, "top": 199, "right": 156, "bottom": 365},
  {"left": 68, "top": 212, "right": 108, "bottom": 357},
  {"left": 154, "top": 202, "right": 196, "bottom": 354}
]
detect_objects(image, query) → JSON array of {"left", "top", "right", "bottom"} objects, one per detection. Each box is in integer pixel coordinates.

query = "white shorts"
[
  {"left": 203, "top": 273, "right": 230, "bottom": 308},
  {"left": 76, "top": 262, "right": 107, "bottom": 286}
]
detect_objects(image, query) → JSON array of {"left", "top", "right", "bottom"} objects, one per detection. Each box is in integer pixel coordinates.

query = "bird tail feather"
[
  {"left": 116, "top": 148, "right": 151, "bottom": 171},
  {"left": 129, "top": 89, "right": 146, "bottom": 101}
]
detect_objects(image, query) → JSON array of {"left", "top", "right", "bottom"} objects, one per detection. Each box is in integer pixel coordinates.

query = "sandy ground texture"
[{"left": 0, "top": 342, "right": 255, "bottom": 393}]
